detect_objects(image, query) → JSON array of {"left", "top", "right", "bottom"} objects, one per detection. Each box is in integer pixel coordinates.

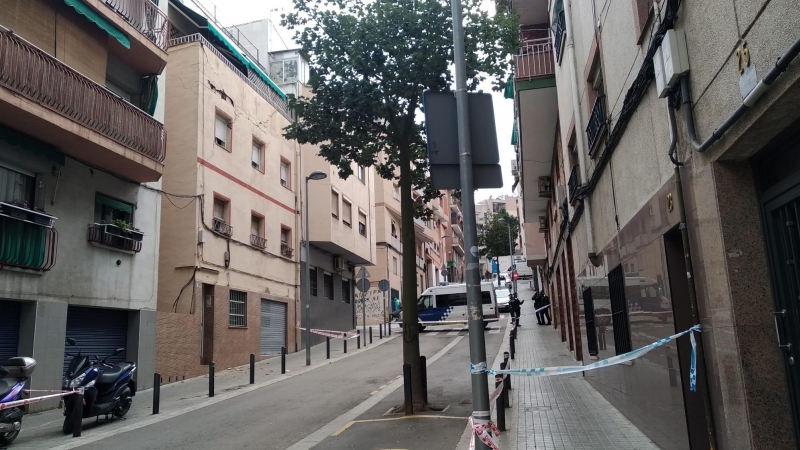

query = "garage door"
[
  {"left": 0, "top": 300, "right": 21, "bottom": 363},
  {"left": 64, "top": 307, "right": 128, "bottom": 375},
  {"left": 260, "top": 300, "right": 286, "bottom": 356}
]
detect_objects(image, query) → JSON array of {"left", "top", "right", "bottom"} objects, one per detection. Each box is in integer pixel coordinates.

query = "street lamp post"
[
  {"left": 498, "top": 218, "right": 515, "bottom": 295},
  {"left": 304, "top": 171, "right": 328, "bottom": 366}
]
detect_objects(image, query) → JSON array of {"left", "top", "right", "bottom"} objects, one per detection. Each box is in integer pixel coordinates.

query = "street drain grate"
[
  {"left": 383, "top": 404, "right": 451, "bottom": 416},
  {"left": 524, "top": 405, "right": 552, "bottom": 412}
]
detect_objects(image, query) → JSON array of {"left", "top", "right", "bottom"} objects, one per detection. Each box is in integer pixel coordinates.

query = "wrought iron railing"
[
  {"left": 102, "top": 0, "right": 170, "bottom": 52},
  {"left": 0, "top": 215, "right": 58, "bottom": 271},
  {"left": 568, "top": 165, "right": 580, "bottom": 203},
  {"left": 170, "top": 34, "right": 292, "bottom": 120},
  {"left": 250, "top": 234, "right": 267, "bottom": 249},
  {"left": 586, "top": 95, "right": 607, "bottom": 155},
  {"left": 212, "top": 218, "right": 232, "bottom": 236},
  {"left": 88, "top": 224, "right": 142, "bottom": 253},
  {"left": 280, "top": 243, "right": 294, "bottom": 257},
  {"left": 514, "top": 37, "right": 554, "bottom": 80},
  {"left": 0, "top": 29, "right": 166, "bottom": 163},
  {"left": 554, "top": 10, "right": 566, "bottom": 63}
]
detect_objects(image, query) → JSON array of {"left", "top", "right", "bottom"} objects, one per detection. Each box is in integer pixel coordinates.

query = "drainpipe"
[
  {"left": 667, "top": 101, "right": 718, "bottom": 450},
  {"left": 564, "top": 0, "right": 596, "bottom": 259},
  {"left": 681, "top": 36, "right": 800, "bottom": 153}
]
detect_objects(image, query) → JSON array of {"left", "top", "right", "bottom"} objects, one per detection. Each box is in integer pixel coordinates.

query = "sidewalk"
[{"left": 494, "top": 292, "right": 659, "bottom": 449}]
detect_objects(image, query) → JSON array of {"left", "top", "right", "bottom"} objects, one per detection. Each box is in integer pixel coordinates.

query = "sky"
[{"left": 186, "top": 0, "right": 517, "bottom": 202}]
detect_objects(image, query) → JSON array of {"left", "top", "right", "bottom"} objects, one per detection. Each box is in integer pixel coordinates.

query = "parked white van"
[{"left": 413, "top": 282, "right": 498, "bottom": 330}]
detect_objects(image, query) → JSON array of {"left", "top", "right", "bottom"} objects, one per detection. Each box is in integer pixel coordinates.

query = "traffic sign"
[
  {"left": 356, "top": 278, "right": 371, "bottom": 292},
  {"left": 378, "top": 280, "right": 390, "bottom": 292},
  {"left": 357, "top": 266, "right": 371, "bottom": 279}
]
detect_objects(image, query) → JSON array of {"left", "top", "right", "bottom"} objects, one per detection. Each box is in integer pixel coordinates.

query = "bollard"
[
  {"left": 281, "top": 347, "right": 286, "bottom": 374},
  {"left": 72, "top": 390, "right": 83, "bottom": 437},
  {"left": 503, "top": 360, "right": 512, "bottom": 393},
  {"left": 250, "top": 354, "right": 255, "bottom": 385},
  {"left": 403, "top": 363, "right": 413, "bottom": 415},
  {"left": 357, "top": 330, "right": 361, "bottom": 349},
  {"left": 344, "top": 337, "right": 348, "bottom": 354},
  {"left": 389, "top": 322, "right": 392, "bottom": 336},
  {"left": 209, "top": 362, "right": 215, "bottom": 398},
  {"left": 420, "top": 356, "right": 428, "bottom": 405},
  {"left": 153, "top": 373, "right": 161, "bottom": 415},
  {"left": 503, "top": 351, "right": 509, "bottom": 366},
  {"left": 510, "top": 335, "right": 516, "bottom": 360},
  {"left": 370, "top": 326, "right": 373, "bottom": 344},
  {"left": 379, "top": 323, "right": 383, "bottom": 339},
  {"left": 495, "top": 375, "right": 506, "bottom": 431},
  {"left": 326, "top": 337, "right": 331, "bottom": 359}
]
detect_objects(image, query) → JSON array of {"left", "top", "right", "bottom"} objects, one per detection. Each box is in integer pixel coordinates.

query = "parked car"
[
  {"left": 496, "top": 288, "right": 511, "bottom": 313},
  {"left": 494, "top": 273, "right": 512, "bottom": 290}
]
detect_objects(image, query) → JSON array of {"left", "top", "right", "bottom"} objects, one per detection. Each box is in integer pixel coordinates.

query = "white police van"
[{"left": 414, "top": 282, "right": 498, "bottom": 330}]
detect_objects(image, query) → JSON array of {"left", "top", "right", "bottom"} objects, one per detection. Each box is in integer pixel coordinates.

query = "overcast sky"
[{"left": 187, "top": 0, "right": 517, "bottom": 202}]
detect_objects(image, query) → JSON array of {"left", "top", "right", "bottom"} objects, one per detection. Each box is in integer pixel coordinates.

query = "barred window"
[
  {"left": 310, "top": 267, "right": 318, "bottom": 297},
  {"left": 229, "top": 290, "right": 247, "bottom": 327},
  {"left": 342, "top": 279, "right": 351, "bottom": 304}
]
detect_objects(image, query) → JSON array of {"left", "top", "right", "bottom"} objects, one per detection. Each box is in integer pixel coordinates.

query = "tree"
[
  {"left": 478, "top": 209, "right": 519, "bottom": 261},
  {"left": 282, "top": 0, "right": 517, "bottom": 412}
]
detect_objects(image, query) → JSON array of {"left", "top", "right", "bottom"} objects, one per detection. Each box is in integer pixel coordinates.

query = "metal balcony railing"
[
  {"left": 0, "top": 215, "right": 58, "bottom": 271},
  {"left": 102, "top": 0, "right": 170, "bottom": 52},
  {"left": 280, "top": 243, "right": 294, "bottom": 258},
  {"left": 88, "top": 224, "right": 142, "bottom": 253},
  {"left": 250, "top": 234, "right": 267, "bottom": 249},
  {"left": 0, "top": 29, "right": 166, "bottom": 163},
  {"left": 586, "top": 95, "right": 607, "bottom": 155},
  {"left": 554, "top": 10, "right": 566, "bottom": 63},
  {"left": 568, "top": 165, "right": 580, "bottom": 203},
  {"left": 514, "top": 37, "right": 554, "bottom": 80},
  {"left": 212, "top": 218, "right": 232, "bottom": 236}
]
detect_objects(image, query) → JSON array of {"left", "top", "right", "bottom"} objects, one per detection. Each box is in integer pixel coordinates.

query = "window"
[
  {"left": 331, "top": 190, "right": 339, "bottom": 219},
  {"left": 280, "top": 226, "right": 292, "bottom": 256},
  {"left": 324, "top": 272, "right": 334, "bottom": 299},
  {"left": 280, "top": 227, "right": 290, "bottom": 244},
  {"left": 250, "top": 213, "right": 266, "bottom": 248},
  {"left": 280, "top": 160, "right": 290, "bottom": 188},
  {"left": 213, "top": 197, "right": 228, "bottom": 222},
  {"left": 341, "top": 279, "right": 351, "bottom": 304},
  {"left": 358, "top": 211, "right": 367, "bottom": 236},
  {"left": 631, "top": 0, "right": 652, "bottom": 42},
  {"left": 310, "top": 267, "right": 318, "bottom": 296},
  {"left": 417, "top": 295, "right": 433, "bottom": 309},
  {"left": 0, "top": 164, "right": 35, "bottom": 206},
  {"left": 214, "top": 114, "right": 231, "bottom": 150},
  {"left": 252, "top": 140, "right": 264, "bottom": 172},
  {"left": 342, "top": 199, "right": 352, "bottom": 227},
  {"left": 94, "top": 193, "right": 133, "bottom": 225},
  {"left": 392, "top": 184, "right": 400, "bottom": 201},
  {"left": 608, "top": 266, "right": 632, "bottom": 355},
  {"left": 392, "top": 257, "right": 398, "bottom": 274},
  {"left": 583, "top": 288, "right": 599, "bottom": 357},
  {"left": 229, "top": 290, "right": 247, "bottom": 327},
  {"left": 391, "top": 221, "right": 397, "bottom": 237},
  {"left": 357, "top": 165, "right": 365, "bottom": 182}
]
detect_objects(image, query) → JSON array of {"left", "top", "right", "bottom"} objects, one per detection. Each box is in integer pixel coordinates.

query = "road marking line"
[
  {"left": 427, "top": 331, "right": 440, "bottom": 336},
  {"left": 286, "top": 335, "right": 465, "bottom": 450},
  {"left": 332, "top": 415, "right": 468, "bottom": 436}
]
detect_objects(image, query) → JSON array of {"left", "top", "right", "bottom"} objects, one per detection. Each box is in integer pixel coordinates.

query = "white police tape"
[
  {"left": 0, "top": 389, "right": 80, "bottom": 410},
  {"left": 515, "top": 303, "right": 551, "bottom": 319},
  {"left": 296, "top": 323, "right": 359, "bottom": 340},
  {"left": 472, "top": 325, "right": 701, "bottom": 392}
]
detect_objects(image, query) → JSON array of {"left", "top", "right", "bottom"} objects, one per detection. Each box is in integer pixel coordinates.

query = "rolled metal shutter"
[
  {"left": 63, "top": 307, "right": 128, "bottom": 376},
  {"left": 260, "top": 300, "right": 286, "bottom": 356},
  {"left": 0, "top": 300, "right": 21, "bottom": 362}
]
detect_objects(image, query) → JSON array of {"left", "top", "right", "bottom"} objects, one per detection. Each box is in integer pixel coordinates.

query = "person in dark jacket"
[
  {"left": 510, "top": 294, "right": 523, "bottom": 327},
  {"left": 533, "top": 292, "right": 544, "bottom": 325},
  {"left": 539, "top": 293, "right": 552, "bottom": 325}
]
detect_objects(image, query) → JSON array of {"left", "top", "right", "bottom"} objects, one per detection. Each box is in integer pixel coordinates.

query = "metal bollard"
[
  {"left": 510, "top": 335, "right": 515, "bottom": 360},
  {"left": 250, "top": 354, "right": 255, "bottom": 384},
  {"left": 495, "top": 375, "right": 506, "bottom": 431},
  {"left": 380, "top": 323, "right": 383, "bottom": 339},
  {"left": 153, "top": 373, "right": 161, "bottom": 415},
  {"left": 72, "top": 390, "right": 83, "bottom": 437},
  {"left": 281, "top": 347, "right": 286, "bottom": 374},
  {"left": 344, "top": 337, "right": 348, "bottom": 354},
  {"left": 503, "top": 351, "right": 509, "bottom": 365},
  {"left": 420, "top": 356, "right": 428, "bottom": 405},
  {"left": 503, "top": 360, "right": 512, "bottom": 393},
  {"left": 370, "top": 326, "right": 373, "bottom": 344},
  {"left": 326, "top": 337, "right": 331, "bottom": 359},
  {"left": 357, "top": 330, "right": 361, "bottom": 349},
  {"left": 209, "top": 362, "right": 215, "bottom": 397},
  {"left": 403, "top": 363, "right": 413, "bottom": 415},
  {"left": 388, "top": 322, "right": 392, "bottom": 336}
]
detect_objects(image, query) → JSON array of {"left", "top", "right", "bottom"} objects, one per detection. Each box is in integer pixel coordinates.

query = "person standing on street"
[
  {"left": 539, "top": 293, "right": 552, "bottom": 326},
  {"left": 510, "top": 294, "right": 523, "bottom": 327},
  {"left": 533, "top": 292, "right": 544, "bottom": 325}
]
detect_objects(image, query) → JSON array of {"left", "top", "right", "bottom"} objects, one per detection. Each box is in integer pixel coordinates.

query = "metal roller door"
[
  {"left": 64, "top": 307, "right": 128, "bottom": 375},
  {"left": 260, "top": 300, "right": 286, "bottom": 356},
  {"left": 0, "top": 300, "right": 21, "bottom": 362}
]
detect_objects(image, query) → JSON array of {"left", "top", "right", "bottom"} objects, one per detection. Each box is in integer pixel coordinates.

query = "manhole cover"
[{"left": 524, "top": 405, "right": 552, "bottom": 412}]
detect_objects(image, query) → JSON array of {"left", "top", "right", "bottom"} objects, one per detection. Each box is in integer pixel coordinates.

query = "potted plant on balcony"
[
  {"left": 111, "top": 219, "right": 144, "bottom": 242},
  {"left": 3, "top": 201, "right": 30, "bottom": 220}
]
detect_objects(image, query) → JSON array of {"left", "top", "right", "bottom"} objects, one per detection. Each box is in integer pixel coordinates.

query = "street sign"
[
  {"left": 357, "top": 266, "right": 371, "bottom": 279},
  {"left": 356, "top": 278, "right": 371, "bottom": 293},
  {"left": 378, "top": 280, "right": 390, "bottom": 292}
]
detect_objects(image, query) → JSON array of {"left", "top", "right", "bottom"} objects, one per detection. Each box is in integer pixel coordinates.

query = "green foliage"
[
  {"left": 281, "top": 0, "right": 519, "bottom": 215},
  {"left": 477, "top": 209, "right": 519, "bottom": 259},
  {"left": 113, "top": 219, "right": 133, "bottom": 235}
]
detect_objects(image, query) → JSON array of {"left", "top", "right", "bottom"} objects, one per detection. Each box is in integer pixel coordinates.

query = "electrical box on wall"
[
  {"left": 662, "top": 29, "right": 689, "bottom": 85},
  {"left": 654, "top": 46, "right": 668, "bottom": 97}
]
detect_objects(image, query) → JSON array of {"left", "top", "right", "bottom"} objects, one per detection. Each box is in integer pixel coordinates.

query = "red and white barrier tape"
[
  {"left": 0, "top": 390, "right": 78, "bottom": 410},
  {"left": 296, "top": 323, "right": 358, "bottom": 340},
  {"left": 489, "top": 377, "right": 505, "bottom": 404},
  {"left": 469, "top": 417, "right": 501, "bottom": 450}
]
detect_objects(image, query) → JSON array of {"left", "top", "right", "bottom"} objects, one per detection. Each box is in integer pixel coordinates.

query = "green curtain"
[
  {"left": 503, "top": 74, "right": 515, "bottom": 99},
  {"left": 511, "top": 119, "right": 518, "bottom": 146},
  {"left": 140, "top": 76, "right": 159, "bottom": 116},
  {"left": 0, "top": 217, "right": 46, "bottom": 269},
  {"left": 96, "top": 194, "right": 133, "bottom": 214},
  {"left": 551, "top": 0, "right": 564, "bottom": 28}
]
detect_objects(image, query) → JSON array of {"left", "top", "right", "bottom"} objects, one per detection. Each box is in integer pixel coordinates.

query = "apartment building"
[
  {"left": 156, "top": 1, "right": 300, "bottom": 380},
  {"left": 444, "top": 192, "right": 466, "bottom": 283},
  {"left": 0, "top": 0, "right": 169, "bottom": 407},
  {"left": 511, "top": 0, "right": 800, "bottom": 447},
  {"left": 370, "top": 176, "right": 404, "bottom": 319}
]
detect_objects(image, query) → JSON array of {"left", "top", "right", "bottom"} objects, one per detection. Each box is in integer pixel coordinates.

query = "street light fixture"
[{"left": 304, "top": 170, "right": 327, "bottom": 366}]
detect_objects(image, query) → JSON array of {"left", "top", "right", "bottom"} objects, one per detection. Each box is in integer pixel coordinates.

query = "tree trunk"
[{"left": 399, "top": 144, "right": 425, "bottom": 412}]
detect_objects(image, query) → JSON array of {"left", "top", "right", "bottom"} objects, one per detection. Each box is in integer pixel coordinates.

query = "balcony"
[
  {"left": 586, "top": 95, "right": 607, "bottom": 155},
  {"left": 0, "top": 29, "right": 166, "bottom": 182},
  {"left": 568, "top": 165, "right": 580, "bottom": 204},
  {"left": 87, "top": 224, "right": 142, "bottom": 253},
  {"left": 250, "top": 234, "right": 267, "bottom": 249},
  {"left": 212, "top": 218, "right": 232, "bottom": 237},
  {"left": 101, "top": 0, "right": 170, "bottom": 53},
  {"left": 280, "top": 243, "right": 294, "bottom": 258},
  {"left": 452, "top": 235, "right": 465, "bottom": 255},
  {"left": 391, "top": 235, "right": 400, "bottom": 250},
  {"left": 0, "top": 214, "right": 58, "bottom": 271},
  {"left": 554, "top": 10, "right": 566, "bottom": 63},
  {"left": 514, "top": 37, "right": 554, "bottom": 81}
]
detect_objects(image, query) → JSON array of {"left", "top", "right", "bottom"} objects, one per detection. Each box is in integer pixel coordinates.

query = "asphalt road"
[{"left": 48, "top": 322, "right": 505, "bottom": 450}]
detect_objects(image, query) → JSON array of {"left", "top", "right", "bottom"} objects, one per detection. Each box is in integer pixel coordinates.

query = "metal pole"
[
  {"left": 281, "top": 346, "right": 286, "bottom": 374},
  {"left": 450, "top": 0, "right": 490, "bottom": 445},
  {"left": 152, "top": 373, "right": 160, "bottom": 414},
  {"left": 326, "top": 336, "right": 331, "bottom": 359},
  {"left": 362, "top": 288, "right": 367, "bottom": 344},
  {"left": 305, "top": 178, "right": 312, "bottom": 366},
  {"left": 250, "top": 354, "right": 255, "bottom": 384},
  {"left": 209, "top": 362, "right": 215, "bottom": 397},
  {"left": 506, "top": 222, "right": 516, "bottom": 295}
]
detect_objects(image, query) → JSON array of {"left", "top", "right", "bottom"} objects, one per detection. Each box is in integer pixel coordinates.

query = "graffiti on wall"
[{"left": 354, "top": 288, "right": 388, "bottom": 321}]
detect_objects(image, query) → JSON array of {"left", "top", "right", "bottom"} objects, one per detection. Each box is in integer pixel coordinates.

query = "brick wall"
[{"left": 155, "top": 311, "right": 204, "bottom": 383}]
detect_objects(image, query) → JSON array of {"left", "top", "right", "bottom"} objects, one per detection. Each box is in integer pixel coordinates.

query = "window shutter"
[
  {"left": 280, "top": 163, "right": 288, "bottom": 185},
  {"left": 215, "top": 116, "right": 228, "bottom": 147},
  {"left": 252, "top": 143, "right": 261, "bottom": 166}
]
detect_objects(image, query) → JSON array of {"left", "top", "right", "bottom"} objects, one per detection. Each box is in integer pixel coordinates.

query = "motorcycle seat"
[
  {"left": 96, "top": 362, "right": 134, "bottom": 387},
  {"left": 0, "top": 377, "right": 24, "bottom": 401}
]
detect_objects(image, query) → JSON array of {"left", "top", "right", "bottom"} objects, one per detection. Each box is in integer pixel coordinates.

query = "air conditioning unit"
[
  {"left": 334, "top": 257, "right": 347, "bottom": 272},
  {"left": 538, "top": 177, "right": 551, "bottom": 198},
  {"left": 538, "top": 216, "right": 549, "bottom": 232}
]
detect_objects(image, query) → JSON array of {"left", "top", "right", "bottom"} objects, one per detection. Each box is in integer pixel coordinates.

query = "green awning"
[
  {"left": 64, "top": 0, "right": 130, "bottom": 49},
  {"left": 96, "top": 194, "right": 133, "bottom": 214},
  {"left": 511, "top": 119, "right": 518, "bottom": 146},
  {"left": 551, "top": 0, "right": 564, "bottom": 28},
  {"left": 503, "top": 74, "right": 514, "bottom": 99},
  {"left": 0, "top": 126, "right": 65, "bottom": 166}
]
